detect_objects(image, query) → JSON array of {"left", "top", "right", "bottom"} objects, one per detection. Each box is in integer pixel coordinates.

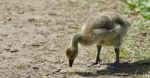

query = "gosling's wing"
[
  {"left": 93, "top": 24, "right": 122, "bottom": 38},
  {"left": 81, "top": 14, "right": 114, "bottom": 34}
]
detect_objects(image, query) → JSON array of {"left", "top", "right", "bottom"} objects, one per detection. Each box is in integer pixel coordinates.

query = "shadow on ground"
[{"left": 75, "top": 59, "right": 150, "bottom": 77}]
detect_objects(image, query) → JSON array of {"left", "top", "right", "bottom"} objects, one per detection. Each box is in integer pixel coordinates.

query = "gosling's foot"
[{"left": 84, "top": 60, "right": 102, "bottom": 67}]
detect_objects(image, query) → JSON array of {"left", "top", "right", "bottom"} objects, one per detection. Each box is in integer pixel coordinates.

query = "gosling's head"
[{"left": 66, "top": 48, "right": 78, "bottom": 67}]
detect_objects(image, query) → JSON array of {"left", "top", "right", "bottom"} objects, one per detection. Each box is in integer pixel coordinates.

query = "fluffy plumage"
[{"left": 66, "top": 11, "right": 130, "bottom": 67}]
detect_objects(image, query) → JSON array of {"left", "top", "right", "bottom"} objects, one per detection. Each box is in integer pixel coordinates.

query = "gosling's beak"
[{"left": 69, "top": 59, "right": 74, "bottom": 67}]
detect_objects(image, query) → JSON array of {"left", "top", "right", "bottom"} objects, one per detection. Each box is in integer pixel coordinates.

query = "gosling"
[{"left": 66, "top": 12, "right": 130, "bottom": 67}]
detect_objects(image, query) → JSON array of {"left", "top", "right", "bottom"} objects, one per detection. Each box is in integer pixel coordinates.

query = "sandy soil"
[{"left": 0, "top": 0, "right": 150, "bottom": 78}]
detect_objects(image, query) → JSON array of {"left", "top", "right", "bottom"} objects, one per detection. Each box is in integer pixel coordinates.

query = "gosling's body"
[
  {"left": 66, "top": 11, "right": 130, "bottom": 67},
  {"left": 78, "top": 12, "right": 129, "bottom": 47}
]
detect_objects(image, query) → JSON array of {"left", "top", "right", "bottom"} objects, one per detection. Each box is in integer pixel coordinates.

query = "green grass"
[
  {"left": 120, "top": 48, "right": 128, "bottom": 59},
  {"left": 136, "top": 19, "right": 150, "bottom": 30},
  {"left": 140, "top": 75, "right": 150, "bottom": 78},
  {"left": 125, "top": 0, "right": 150, "bottom": 20},
  {"left": 120, "top": 0, "right": 150, "bottom": 31},
  {"left": 134, "top": 51, "right": 150, "bottom": 60}
]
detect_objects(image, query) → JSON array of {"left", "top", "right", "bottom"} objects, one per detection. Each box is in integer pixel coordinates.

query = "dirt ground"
[{"left": 0, "top": 0, "right": 150, "bottom": 78}]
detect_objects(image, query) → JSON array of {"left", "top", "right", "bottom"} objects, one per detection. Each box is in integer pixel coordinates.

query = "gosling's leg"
[
  {"left": 114, "top": 48, "right": 120, "bottom": 65},
  {"left": 94, "top": 45, "right": 102, "bottom": 65},
  {"left": 106, "top": 48, "right": 120, "bottom": 69},
  {"left": 86, "top": 45, "right": 101, "bottom": 67}
]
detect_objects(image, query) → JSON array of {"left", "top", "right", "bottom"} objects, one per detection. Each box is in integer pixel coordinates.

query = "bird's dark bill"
[{"left": 69, "top": 60, "right": 73, "bottom": 67}]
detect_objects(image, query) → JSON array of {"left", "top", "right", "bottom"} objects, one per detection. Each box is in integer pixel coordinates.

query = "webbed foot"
[{"left": 84, "top": 59, "right": 101, "bottom": 67}]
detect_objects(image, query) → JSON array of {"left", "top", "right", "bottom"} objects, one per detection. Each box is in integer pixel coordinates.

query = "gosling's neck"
[{"left": 69, "top": 33, "right": 82, "bottom": 50}]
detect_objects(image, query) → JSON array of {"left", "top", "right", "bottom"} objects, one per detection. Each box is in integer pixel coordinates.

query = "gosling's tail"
[{"left": 113, "top": 14, "right": 131, "bottom": 36}]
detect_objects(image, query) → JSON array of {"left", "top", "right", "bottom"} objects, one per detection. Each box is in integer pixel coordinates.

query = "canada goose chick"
[{"left": 66, "top": 11, "right": 130, "bottom": 67}]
